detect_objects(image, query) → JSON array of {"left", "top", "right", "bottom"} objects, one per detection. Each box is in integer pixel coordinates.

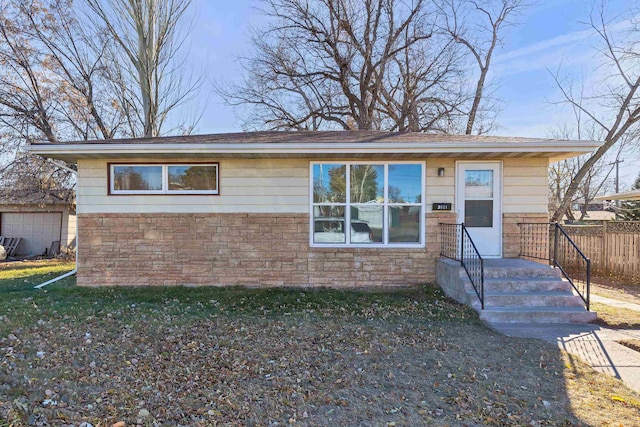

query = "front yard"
[{"left": 1, "top": 260, "right": 639, "bottom": 426}]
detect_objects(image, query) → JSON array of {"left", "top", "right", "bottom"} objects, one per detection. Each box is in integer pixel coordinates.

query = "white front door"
[{"left": 456, "top": 162, "right": 502, "bottom": 257}]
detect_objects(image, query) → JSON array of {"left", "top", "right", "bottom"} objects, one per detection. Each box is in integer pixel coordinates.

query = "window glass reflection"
[
  {"left": 313, "top": 164, "right": 346, "bottom": 203},
  {"left": 388, "top": 164, "right": 422, "bottom": 203}
]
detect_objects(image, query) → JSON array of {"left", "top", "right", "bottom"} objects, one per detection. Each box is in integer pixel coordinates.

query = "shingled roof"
[
  {"left": 28, "top": 130, "right": 602, "bottom": 163},
  {"left": 30, "top": 130, "right": 573, "bottom": 146}
]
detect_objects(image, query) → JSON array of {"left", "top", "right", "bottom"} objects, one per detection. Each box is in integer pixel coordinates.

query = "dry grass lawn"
[
  {"left": 592, "top": 302, "right": 640, "bottom": 329},
  {"left": 1, "top": 260, "right": 639, "bottom": 426},
  {"left": 591, "top": 276, "right": 640, "bottom": 305}
]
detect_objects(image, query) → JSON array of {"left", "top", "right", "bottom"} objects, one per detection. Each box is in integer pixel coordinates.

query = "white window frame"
[
  {"left": 309, "top": 161, "right": 425, "bottom": 248},
  {"left": 110, "top": 163, "right": 219, "bottom": 195}
]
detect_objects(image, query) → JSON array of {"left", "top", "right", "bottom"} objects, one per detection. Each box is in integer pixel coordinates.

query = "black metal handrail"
[
  {"left": 518, "top": 222, "right": 591, "bottom": 310},
  {"left": 440, "top": 223, "right": 484, "bottom": 309},
  {"left": 554, "top": 224, "right": 591, "bottom": 310}
]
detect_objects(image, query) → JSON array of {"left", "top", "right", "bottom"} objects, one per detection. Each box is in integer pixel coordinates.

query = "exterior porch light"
[{"left": 438, "top": 167, "right": 445, "bottom": 177}]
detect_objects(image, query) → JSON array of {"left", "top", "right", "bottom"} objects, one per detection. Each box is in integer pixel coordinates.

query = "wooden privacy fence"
[{"left": 563, "top": 222, "right": 640, "bottom": 282}]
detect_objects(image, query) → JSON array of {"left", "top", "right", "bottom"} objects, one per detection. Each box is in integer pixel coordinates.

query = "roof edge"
[{"left": 29, "top": 140, "right": 602, "bottom": 157}]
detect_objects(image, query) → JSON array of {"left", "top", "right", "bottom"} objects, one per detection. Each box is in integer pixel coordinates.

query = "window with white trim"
[
  {"left": 110, "top": 163, "right": 218, "bottom": 195},
  {"left": 311, "top": 162, "right": 424, "bottom": 246}
]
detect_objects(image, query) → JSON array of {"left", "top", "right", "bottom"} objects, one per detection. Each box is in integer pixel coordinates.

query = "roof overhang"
[
  {"left": 595, "top": 190, "right": 640, "bottom": 201},
  {"left": 29, "top": 140, "right": 601, "bottom": 163}
]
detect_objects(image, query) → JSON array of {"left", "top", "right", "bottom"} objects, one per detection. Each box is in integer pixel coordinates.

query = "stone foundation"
[{"left": 77, "top": 212, "right": 456, "bottom": 288}]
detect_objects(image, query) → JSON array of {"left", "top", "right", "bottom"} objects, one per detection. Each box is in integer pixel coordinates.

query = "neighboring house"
[
  {"left": 567, "top": 210, "right": 616, "bottom": 223},
  {"left": 596, "top": 190, "right": 640, "bottom": 201},
  {"left": 0, "top": 191, "right": 76, "bottom": 256},
  {"left": 29, "top": 131, "right": 599, "bottom": 287},
  {"left": 566, "top": 202, "right": 616, "bottom": 224}
]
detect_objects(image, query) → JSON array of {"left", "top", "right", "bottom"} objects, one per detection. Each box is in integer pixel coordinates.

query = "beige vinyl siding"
[
  {"left": 77, "top": 158, "right": 309, "bottom": 214},
  {"left": 503, "top": 158, "right": 549, "bottom": 214},
  {"left": 425, "top": 158, "right": 455, "bottom": 212},
  {"left": 77, "top": 156, "right": 550, "bottom": 215}
]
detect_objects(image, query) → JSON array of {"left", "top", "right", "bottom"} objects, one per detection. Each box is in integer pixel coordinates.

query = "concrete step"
[
  {"left": 483, "top": 266, "right": 561, "bottom": 279},
  {"left": 478, "top": 291, "right": 586, "bottom": 308},
  {"left": 482, "top": 277, "right": 571, "bottom": 293},
  {"left": 436, "top": 258, "right": 595, "bottom": 324},
  {"left": 479, "top": 306, "right": 597, "bottom": 324}
]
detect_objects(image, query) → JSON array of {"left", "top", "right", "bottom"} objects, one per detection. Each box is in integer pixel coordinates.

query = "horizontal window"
[
  {"left": 110, "top": 163, "right": 218, "bottom": 195},
  {"left": 311, "top": 162, "right": 424, "bottom": 247}
]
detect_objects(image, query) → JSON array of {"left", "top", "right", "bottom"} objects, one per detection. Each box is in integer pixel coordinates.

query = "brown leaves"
[{"left": 1, "top": 282, "right": 637, "bottom": 425}]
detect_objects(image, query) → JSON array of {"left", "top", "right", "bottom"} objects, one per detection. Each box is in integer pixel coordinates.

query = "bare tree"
[
  {"left": 218, "top": 0, "right": 468, "bottom": 132},
  {"left": 0, "top": 0, "right": 199, "bottom": 202},
  {"left": 84, "top": 0, "right": 199, "bottom": 137},
  {"left": 547, "top": 104, "right": 619, "bottom": 221},
  {"left": 440, "top": 0, "right": 526, "bottom": 135},
  {"left": 550, "top": 3, "right": 640, "bottom": 222},
  {"left": 0, "top": 0, "right": 118, "bottom": 146},
  {"left": 376, "top": 15, "right": 468, "bottom": 132},
  {"left": 549, "top": 153, "right": 615, "bottom": 221},
  {"left": 0, "top": 0, "right": 123, "bottom": 203}
]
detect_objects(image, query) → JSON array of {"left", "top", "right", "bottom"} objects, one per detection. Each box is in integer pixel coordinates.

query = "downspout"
[{"left": 34, "top": 159, "right": 78, "bottom": 289}]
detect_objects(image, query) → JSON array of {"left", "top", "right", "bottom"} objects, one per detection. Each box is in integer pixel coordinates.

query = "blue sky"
[{"left": 181, "top": 0, "right": 637, "bottom": 187}]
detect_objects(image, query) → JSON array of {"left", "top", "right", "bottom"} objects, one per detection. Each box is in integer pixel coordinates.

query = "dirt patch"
[{"left": 617, "top": 340, "right": 640, "bottom": 353}]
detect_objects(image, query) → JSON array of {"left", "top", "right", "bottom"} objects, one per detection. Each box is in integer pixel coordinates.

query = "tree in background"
[
  {"left": 440, "top": 0, "right": 525, "bottom": 135},
  {"left": 218, "top": 0, "right": 525, "bottom": 132},
  {"left": 550, "top": 2, "right": 640, "bottom": 222},
  {"left": 0, "top": 0, "right": 198, "bottom": 202},
  {"left": 615, "top": 172, "right": 640, "bottom": 221},
  {"left": 547, "top": 118, "right": 618, "bottom": 222},
  {"left": 85, "top": 0, "right": 199, "bottom": 137}
]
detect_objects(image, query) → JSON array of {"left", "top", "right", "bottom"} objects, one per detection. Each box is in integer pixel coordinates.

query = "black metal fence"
[{"left": 440, "top": 223, "right": 484, "bottom": 309}]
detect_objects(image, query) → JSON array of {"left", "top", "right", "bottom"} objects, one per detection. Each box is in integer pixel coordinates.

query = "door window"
[{"left": 464, "top": 170, "right": 494, "bottom": 228}]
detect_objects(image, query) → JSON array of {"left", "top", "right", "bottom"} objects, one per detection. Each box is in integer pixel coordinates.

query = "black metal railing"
[
  {"left": 554, "top": 224, "right": 591, "bottom": 310},
  {"left": 440, "top": 223, "right": 461, "bottom": 260},
  {"left": 518, "top": 222, "right": 591, "bottom": 310},
  {"left": 518, "top": 222, "right": 553, "bottom": 262},
  {"left": 440, "top": 223, "right": 484, "bottom": 309}
]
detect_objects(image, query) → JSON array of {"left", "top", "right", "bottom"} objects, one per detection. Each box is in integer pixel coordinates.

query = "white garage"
[
  {"left": 1, "top": 212, "right": 63, "bottom": 256},
  {"left": 0, "top": 192, "right": 76, "bottom": 257}
]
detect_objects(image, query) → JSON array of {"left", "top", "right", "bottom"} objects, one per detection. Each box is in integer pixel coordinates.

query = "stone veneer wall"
[
  {"left": 77, "top": 212, "right": 456, "bottom": 288},
  {"left": 502, "top": 213, "right": 550, "bottom": 258}
]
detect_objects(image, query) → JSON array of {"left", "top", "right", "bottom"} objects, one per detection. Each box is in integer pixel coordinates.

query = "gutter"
[{"left": 34, "top": 269, "right": 77, "bottom": 289}]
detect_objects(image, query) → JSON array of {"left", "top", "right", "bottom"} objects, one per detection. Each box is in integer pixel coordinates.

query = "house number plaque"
[{"left": 432, "top": 203, "right": 452, "bottom": 211}]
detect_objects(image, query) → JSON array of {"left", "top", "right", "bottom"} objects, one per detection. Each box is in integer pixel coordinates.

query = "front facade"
[{"left": 29, "top": 131, "right": 599, "bottom": 287}]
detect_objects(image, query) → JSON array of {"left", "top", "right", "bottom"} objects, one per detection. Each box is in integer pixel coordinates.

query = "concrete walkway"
[
  {"left": 491, "top": 323, "right": 640, "bottom": 394},
  {"left": 590, "top": 294, "right": 640, "bottom": 312}
]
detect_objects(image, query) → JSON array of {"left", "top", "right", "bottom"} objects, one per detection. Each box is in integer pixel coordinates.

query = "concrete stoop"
[{"left": 436, "top": 257, "right": 596, "bottom": 324}]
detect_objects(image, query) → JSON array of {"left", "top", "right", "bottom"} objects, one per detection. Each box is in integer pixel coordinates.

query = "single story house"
[
  {"left": 0, "top": 191, "right": 76, "bottom": 256},
  {"left": 29, "top": 131, "right": 599, "bottom": 287}
]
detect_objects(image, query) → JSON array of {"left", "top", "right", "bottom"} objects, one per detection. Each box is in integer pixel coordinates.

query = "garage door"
[{"left": 1, "top": 212, "right": 62, "bottom": 256}]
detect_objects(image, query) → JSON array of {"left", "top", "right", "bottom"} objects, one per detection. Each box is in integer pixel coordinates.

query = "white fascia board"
[
  {"left": 595, "top": 190, "right": 640, "bottom": 201},
  {"left": 28, "top": 140, "right": 602, "bottom": 157}
]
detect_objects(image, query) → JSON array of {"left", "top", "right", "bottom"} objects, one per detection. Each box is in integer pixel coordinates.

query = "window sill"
[{"left": 310, "top": 243, "right": 425, "bottom": 249}]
